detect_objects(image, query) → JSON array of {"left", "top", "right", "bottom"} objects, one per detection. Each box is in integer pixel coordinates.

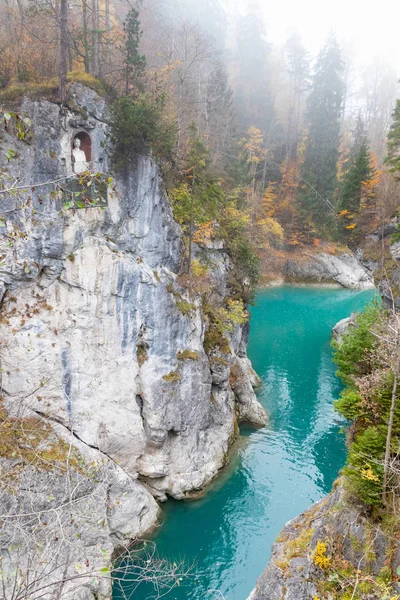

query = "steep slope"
[{"left": 0, "top": 84, "right": 266, "bottom": 599}]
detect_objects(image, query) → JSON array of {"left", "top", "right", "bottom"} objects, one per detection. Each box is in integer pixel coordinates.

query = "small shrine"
[{"left": 72, "top": 132, "right": 92, "bottom": 174}]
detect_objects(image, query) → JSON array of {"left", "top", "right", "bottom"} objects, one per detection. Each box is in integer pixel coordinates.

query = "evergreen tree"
[
  {"left": 352, "top": 111, "right": 367, "bottom": 157},
  {"left": 385, "top": 99, "right": 400, "bottom": 177},
  {"left": 284, "top": 33, "right": 310, "bottom": 160},
  {"left": 298, "top": 34, "right": 345, "bottom": 234},
  {"left": 205, "top": 63, "right": 237, "bottom": 174},
  {"left": 124, "top": 8, "right": 146, "bottom": 95},
  {"left": 234, "top": 9, "right": 274, "bottom": 136},
  {"left": 338, "top": 139, "right": 372, "bottom": 214}
]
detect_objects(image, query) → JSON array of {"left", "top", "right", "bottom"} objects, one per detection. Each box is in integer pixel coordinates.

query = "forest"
[
  {"left": 3, "top": 1, "right": 400, "bottom": 599},
  {"left": 2, "top": 0, "right": 400, "bottom": 284}
]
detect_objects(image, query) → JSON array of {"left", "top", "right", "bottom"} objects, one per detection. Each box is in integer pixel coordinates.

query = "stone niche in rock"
[{"left": 72, "top": 132, "right": 91, "bottom": 174}]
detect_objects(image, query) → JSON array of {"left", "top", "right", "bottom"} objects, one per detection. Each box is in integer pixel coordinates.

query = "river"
[{"left": 114, "top": 285, "right": 375, "bottom": 600}]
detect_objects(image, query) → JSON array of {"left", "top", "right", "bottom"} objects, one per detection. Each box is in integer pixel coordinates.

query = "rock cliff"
[
  {"left": 283, "top": 251, "right": 374, "bottom": 289},
  {"left": 0, "top": 84, "right": 266, "bottom": 599},
  {"left": 358, "top": 218, "right": 400, "bottom": 307},
  {"left": 248, "top": 484, "right": 400, "bottom": 600}
]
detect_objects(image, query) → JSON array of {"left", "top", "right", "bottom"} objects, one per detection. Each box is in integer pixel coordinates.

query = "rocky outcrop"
[
  {"left": 284, "top": 251, "right": 374, "bottom": 289},
  {"left": 332, "top": 312, "right": 357, "bottom": 342},
  {"left": 0, "top": 85, "right": 266, "bottom": 599},
  {"left": 358, "top": 218, "right": 400, "bottom": 307},
  {"left": 248, "top": 485, "right": 400, "bottom": 600}
]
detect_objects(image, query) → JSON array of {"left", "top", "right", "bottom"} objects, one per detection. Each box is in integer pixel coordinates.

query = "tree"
[
  {"left": 171, "top": 127, "right": 224, "bottom": 271},
  {"left": 91, "top": 0, "right": 100, "bottom": 76},
  {"left": 337, "top": 137, "right": 382, "bottom": 241},
  {"left": 359, "top": 58, "right": 398, "bottom": 159},
  {"left": 204, "top": 62, "right": 237, "bottom": 173},
  {"left": 352, "top": 111, "right": 367, "bottom": 157},
  {"left": 233, "top": 7, "right": 274, "bottom": 136},
  {"left": 124, "top": 8, "right": 146, "bottom": 95},
  {"left": 284, "top": 33, "right": 310, "bottom": 160},
  {"left": 298, "top": 34, "right": 345, "bottom": 234},
  {"left": 59, "top": 0, "right": 68, "bottom": 102},
  {"left": 385, "top": 99, "right": 400, "bottom": 177},
  {"left": 338, "top": 139, "right": 372, "bottom": 215}
]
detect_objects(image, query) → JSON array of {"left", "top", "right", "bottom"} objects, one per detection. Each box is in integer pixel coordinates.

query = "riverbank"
[{"left": 258, "top": 244, "right": 374, "bottom": 290}]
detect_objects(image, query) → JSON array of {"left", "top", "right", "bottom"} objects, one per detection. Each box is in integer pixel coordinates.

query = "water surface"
[{"left": 114, "top": 286, "right": 375, "bottom": 600}]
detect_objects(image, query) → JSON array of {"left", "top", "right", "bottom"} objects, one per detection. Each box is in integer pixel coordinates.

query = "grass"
[
  {"left": 176, "top": 299, "right": 196, "bottom": 316},
  {"left": 204, "top": 323, "right": 231, "bottom": 355},
  {"left": 162, "top": 371, "right": 181, "bottom": 383},
  {"left": 166, "top": 284, "right": 196, "bottom": 316},
  {"left": 136, "top": 344, "right": 149, "bottom": 367},
  {"left": 0, "top": 400, "right": 81, "bottom": 474},
  {"left": 177, "top": 350, "right": 199, "bottom": 361},
  {"left": 0, "top": 71, "right": 109, "bottom": 104},
  {"left": 274, "top": 528, "right": 314, "bottom": 571}
]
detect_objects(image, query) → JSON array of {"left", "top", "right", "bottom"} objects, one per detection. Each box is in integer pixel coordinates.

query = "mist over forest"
[
  {"left": 2, "top": 0, "right": 400, "bottom": 259},
  {"left": 3, "top": 2, "right": 400, "bottom": 599}
]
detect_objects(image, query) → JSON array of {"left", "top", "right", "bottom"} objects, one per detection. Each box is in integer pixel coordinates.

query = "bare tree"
[
  {"left": 59, "top": 0, "right": 68, "bottom": 102},
  {"left": 0, "top": 393, "right": 189, "bottom": 599}
]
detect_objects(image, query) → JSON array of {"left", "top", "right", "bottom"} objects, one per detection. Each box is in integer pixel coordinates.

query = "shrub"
[
  {"left": 177, "top": 350, "right": 199, "bottom": 361},
  {"left": 335, "top": 388, "right": 363, "bottom": 420},
  {"left": 176, "top": 299, "right": 196, "bottom": 316},
  {"left": 204, "top": 323, "right": 231, "bottom": 355},
  {"left": 162, "top": 371, "right": 181, "bottom": 383},
  {"left": 344, "top": 426, "right": 386, "bottom": 505},
  {"left": 214, "top": 299, "right": 247, "bottom": 333},
  {"left": 312, "top": 541, "right": 331, "bottom": 569},
  {"left": 332, "top": 302, "right": 381, "bottom": 385},
  {"left": 110, "top": 94, "right": 177, "bottom": 169},
  {"left": 136, "top": 344, "right": 149, "bottom": 366},
  {"left": 218, "top": 204, "right": 260, "bottom": 288},
  {"left": 390, "top": 224, "right": 400, "bottom": 245}
]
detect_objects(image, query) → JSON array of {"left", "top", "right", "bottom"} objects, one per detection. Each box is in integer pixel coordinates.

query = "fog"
[{"left": 224, "top": 0, "right": 400, "bottom": 74}]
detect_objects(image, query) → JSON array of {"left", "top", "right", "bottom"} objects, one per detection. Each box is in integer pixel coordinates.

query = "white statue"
[{"left": 72, "top": 138, "right": 88, "bottom": 174}]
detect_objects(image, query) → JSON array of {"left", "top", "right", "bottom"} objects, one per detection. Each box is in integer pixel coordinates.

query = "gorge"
[
  {"left": 114, "top": 286, "right": 375, "bottom": 600},
  {"left": 0, "top": 83, "right": 398, "bottom": 600}
]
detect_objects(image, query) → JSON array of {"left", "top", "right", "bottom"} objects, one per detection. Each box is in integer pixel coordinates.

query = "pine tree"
[
  {"left": 234, "top": 10, "right": 274, "bottom": 136},
  {"left": 205, "top": 63, "right": 237, "bottom": 173},
  {"left": 385, "top": 99, "right": 400, "bottom": 177},
  {"left": 352, "top": 112, "right": 367, "bottom": 157},
  {"left": 298, "top": 34, "right": 344, "bottom": 234},
  {"left": 124, "top": 8, "right": 146, "bottom": 95},
  {"left": 338, "top": 139, "right": 372, "bottom": 214},
  {"left": 284, "top": 33, "right": 310, "bottom": 160}
]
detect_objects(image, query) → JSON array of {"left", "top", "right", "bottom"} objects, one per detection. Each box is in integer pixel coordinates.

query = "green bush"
[
  {"left": 335, "top": 388, "right": 363, "bottom": 420},
  {"left": 390, "top": 224, "right": 400, "bottom": 245},
  {"left": 332, "top": 302, "right": 381, "bottom": 385},
  {"left": 110, "top": 94, "right": 177, "bottom": 169},
  {"left": 331, "top": 302, "right": 400, "bottom": 507},
  {"left": 344, "top": 426, "right": 386, "bottom": 505}
]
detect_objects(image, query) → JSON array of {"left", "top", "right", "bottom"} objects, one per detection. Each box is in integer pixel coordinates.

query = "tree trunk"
[
  {"left": 59, "top": 0, "right": 68, "bottom": 103},
  {"left": 91, "top": 0, "right": 99, "bottom": 76},
  {"left": 105, "top": 0, "right": 110, "bottom": 30},
  {"left": 82, "top": 0, "right": 89, "bottom": 73}
]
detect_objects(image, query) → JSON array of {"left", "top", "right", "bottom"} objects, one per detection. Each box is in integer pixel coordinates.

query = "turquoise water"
[{"left": 114, "top": 286, "right": 375, "bottom": 600}]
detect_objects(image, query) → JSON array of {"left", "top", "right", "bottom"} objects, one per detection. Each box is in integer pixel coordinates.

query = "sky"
[{"left": 224, "top": 0, "right": 400, "bottom": 75}]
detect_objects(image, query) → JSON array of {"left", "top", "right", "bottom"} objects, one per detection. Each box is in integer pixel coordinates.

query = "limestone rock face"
[
  {"left": 0, "top": 86, "right": 266, "bottom": 598},
  {"left": 248, "top": 486, "right": 400, "bottom": 600},
  {"left": 284, "top": 252, "right": 374, "bottom": 289},
  {"left": 332, "top": 313, "right": 357, "bottom": 341}
]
